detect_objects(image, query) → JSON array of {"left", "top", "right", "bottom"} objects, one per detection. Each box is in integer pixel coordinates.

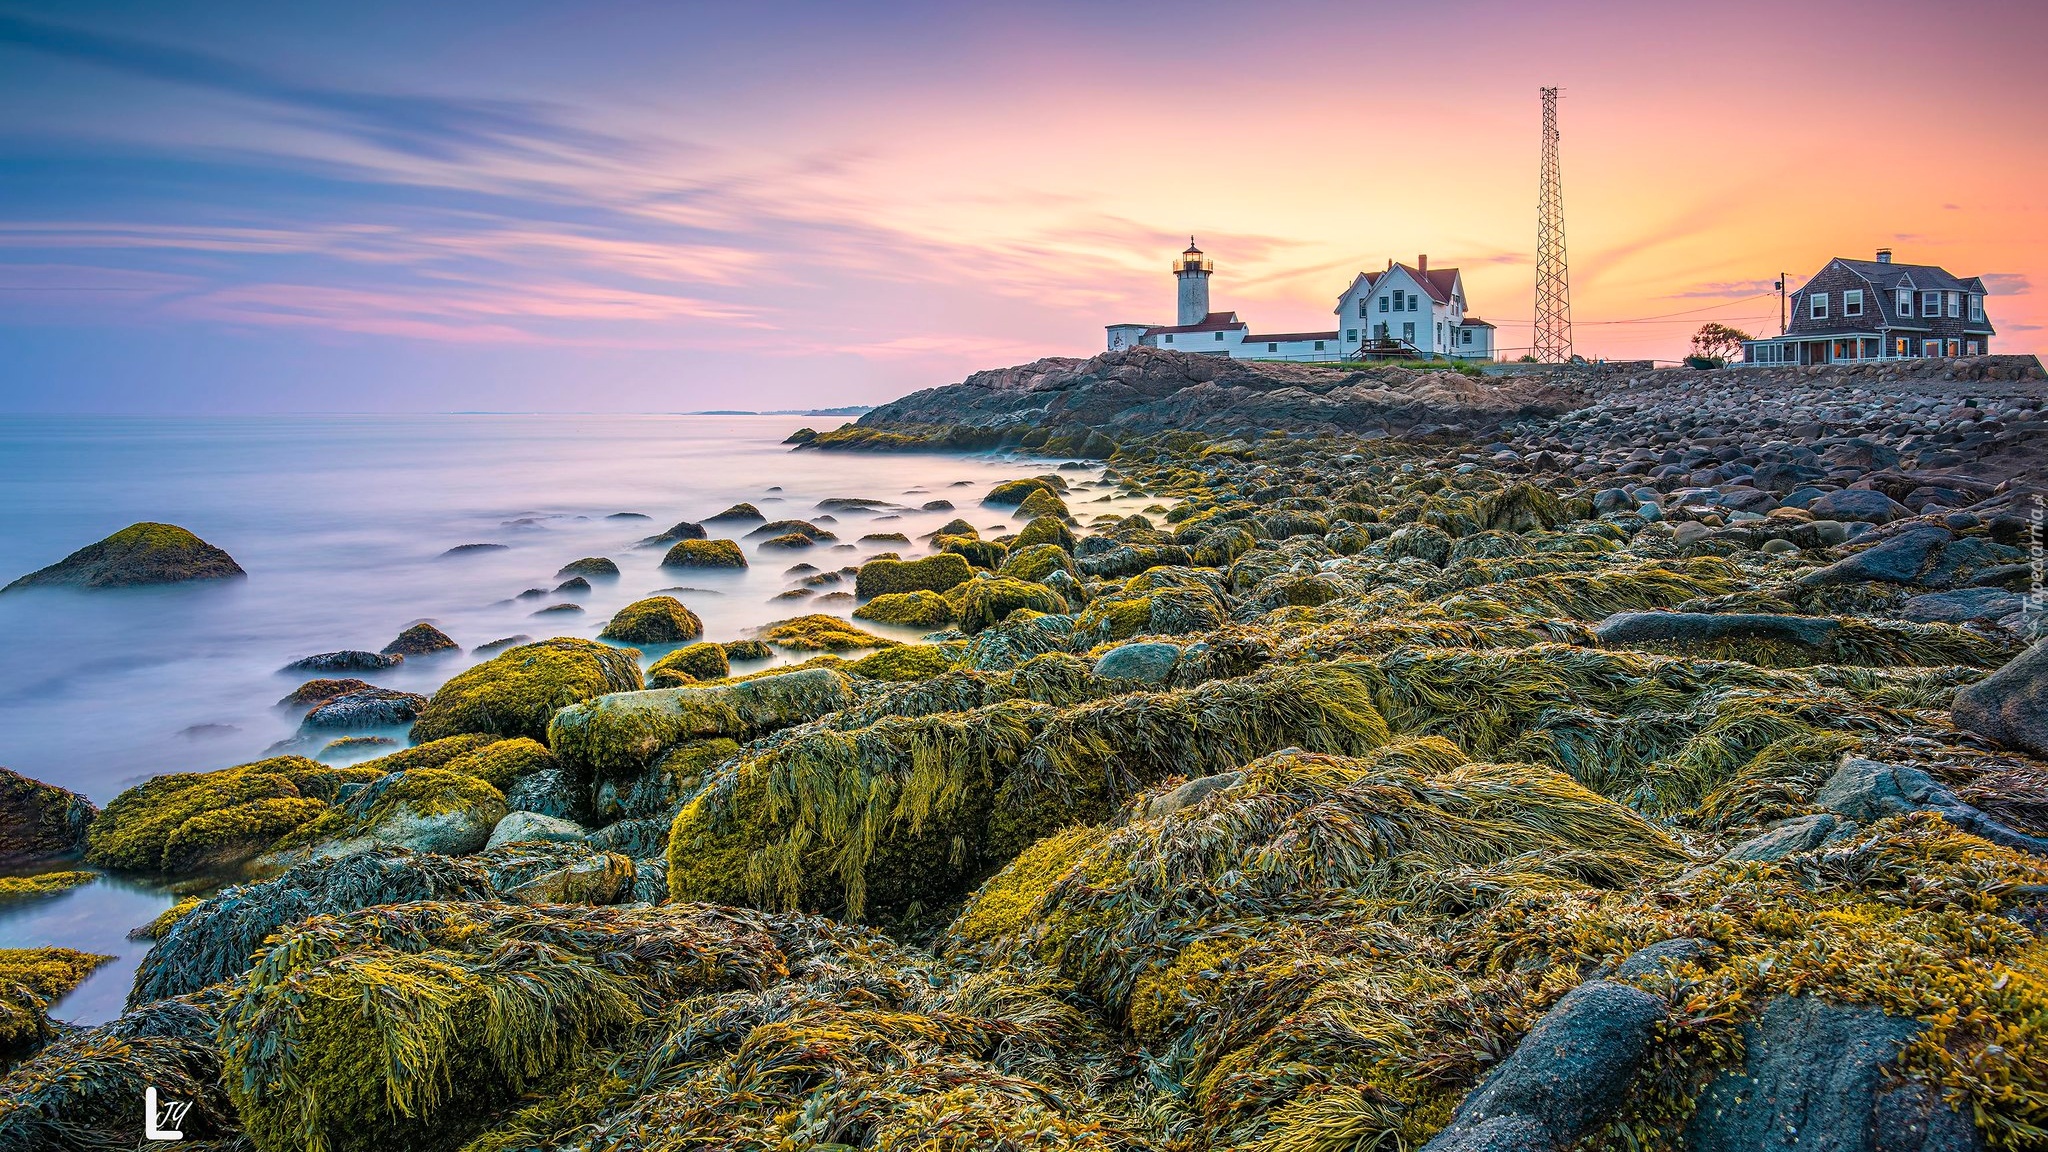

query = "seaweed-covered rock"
[
  {"left": 498, "top": 850, "right": 632, "bottom": 904},
  {"left": 847, "top": 644, "right": 959, "bottom": 681},
  {"left": 1016, "top": 514, "right": 1078, "bottom": 551},
  {"left": 410, "top": 637, "right": 643, "bottom": 744},
  {"left": 661, "top": 538, "right": 748, "bottom": 569},
  {"left": 704, "top": 502, "right": 765, "bottom": 522},
  {"left": 760, "top": 613, "right": 895, "bottom": 651},
  {"left": 0, "top": 947, "right": 111, "bottom": 1066},
  {"left": 1017, "top": 488, "right": 1071, "bottom": 521},
  {"left": 593, "top": 737, "right": 740, "bottom": 823},
  {"left": 985, "top": 476, "right": 1066, "bottom": 507},
  {"left": 265, "top": 768, "right": 508, "bottom": 864},
  {"left": 380, "top": 621, "right": 458, "bottom": 657},
  {"left": 557, "top": 556, "right": 620, "bottom": 579},
  {"left": 647, "top": 641, "right": 731, "bottom": 686},
  {"left": 278, "top": 677, "right": 376, "bottom": 708},
  {"left": 4, "top": 522, "right": 243, "bottom": 591},
  {"left": 855, "top": 552, "right": 974, "bottom": 598},
  {"left": 131, "top": 849, "right": 496, "bottom": 1002},
  {"left": 744, "top": 519, "right": 838, "bottom": 542},
  {"left": 947, "top": 576, "right": 1068, "bottom": 633},
  {"left": 1001, "top": 542, "right": 1082, "bottom": 584},
  {"left": 485, "top": 810, "right": 588, "bottom": 850},
  {"left": 640, "top": 519, "right": 705, "bottom": 544},
  {"left": 1093, "top": 641, "right": 1181, "bottom": 684},
  {"left": 599, "top": 596, "right": 704, "bottom": 644},
  {"left": 1953, "top": 636, "right": 2048, "bottom": 758},
  {"left": 550, "top": 667, "right": 857, "bottom": 780},
  {"left": 84, "top": 755, "right": 373, "bottom": 874},
  {"left": 853, "top": 589, "right": 955, "bottom": 628},
  {"left": 0, "top": 768, "right": 95, "bottom": 866},
  {"left": 283, "top": 649, "right": 403, "bottom": 673},
  {"left": 0, "top": 870, "right": 95, "bottom": 903}
]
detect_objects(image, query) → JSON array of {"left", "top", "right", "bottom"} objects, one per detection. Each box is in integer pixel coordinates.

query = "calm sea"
[{"left": 0, "top": 413, "right": 1107, "bottom": 1022}]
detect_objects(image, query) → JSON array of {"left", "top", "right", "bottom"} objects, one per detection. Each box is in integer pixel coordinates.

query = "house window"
[
  {"left": 1923, "top": 340, "right": 1940, "bottom": 356},
  {"left": 1946, "top": 339, "right": 1960, "bottom": 356},
  {"left": 1895, "top": 337, "right": 1910, "bottom": 356},
  {"left": 1314, "top": 340, "right": 1325, "bottom": 351},
  {"left": 1402, "top": 321, "right": 1415, "bottom": 343},
  {"left": 1378, "top": 297, "right": 1389, "bottom": 313},
  {"left": 1163, "top": 334, "right": 1174, "bottom": 343},
  {"left": 1409, "top": 296, "right": 1420, "bottom": 312},
  {"left": 1436, "top": 322, "right": 1443, "bottom": 346},
  {"left": 1392, "top": 290, "right": 1405, "bottom": 309},
  {"left": 1844, "top": 289, "right": 1863, "bottom": 317},
  {"left": 1375, "top": 322, "right": 1389, "bottom": 339},
  {"left": 1969, "top": 294, "right": 1983, "bottom": 321},
  {"left": 1897, "top": 289, "right": 1912, "bottom": 316},
  {"left": 1267, "top": 343, "right": 1279, "bottom": 353},
  {"left": 1346, "top": 329, "right": 1357, "bottom": 341},
  {"left": 1810, "top": 293, "right": 1828, "bottom": 320},
  {"left": 1922, "top": 290, "right": 1940, "bottom": 316},
  {"left": 1461, "top": 329, "right": 1473, "bottom": 346},
  {"left": 1967, "top": 340, "right": 1980, "bottom": 355},
  {"left": 1358, "top": 299, "right": 1369, "bottom": 318},
  {"left": 1947, "top": 292, "right": 1960, "bottom": 318},
  {"left": 1214, "top": 331, "right": 1225, "bottom": 341}
]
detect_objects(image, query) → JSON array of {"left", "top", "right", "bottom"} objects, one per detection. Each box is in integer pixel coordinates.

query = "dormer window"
[
  {"left": 1897, "top": 289, "right": 1912, "bottom": 316},
  {"left": 1969, "top": 294, "right": 1984, "bottom": 322},
  {"left": 1922, "top": 290, "right": 1940, "bottom": 316},
  {"left": 1844, "top": 289, "right": 1863, "bottom": 317},
  {"left": 1947, "top": 292, "right": 1960, "bottom": 318},
  {"left": 1810, "top": 292, "right": 1829, "bottom": 320}
]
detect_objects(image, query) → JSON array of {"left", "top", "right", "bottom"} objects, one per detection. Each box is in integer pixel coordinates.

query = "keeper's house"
[{"left": 1742, "top": 249, "right": 1995, "bottom": 366}]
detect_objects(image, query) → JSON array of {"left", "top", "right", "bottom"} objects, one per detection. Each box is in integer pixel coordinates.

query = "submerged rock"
[
  {"left": 4, "top": 522, "right": 243, "bottom": 591},
  {"left": 599, "top": 595, "right": 704, "bottom": 644},
  {"left": 662, "top": 538, "right": 748, "bottom": 569},
  {"left": 298, "top": 686, "right": 428, "bottom": 730},
  {"left": 282, "top": 649, "right": 403, "bottom": 674},
  {"left": 380, "top": 621, "right": 458, "bottom": 657}
]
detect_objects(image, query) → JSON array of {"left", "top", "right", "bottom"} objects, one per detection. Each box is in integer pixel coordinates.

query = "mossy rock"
[
  {"left": 0, "top": 947, "right": 112, "bottom": 1062},
  {"left": 760, "top": 614, "right": 895, "bottom": 652},
  {"left": 4, "top": 522, "right": 243, "bottom": 591},
  {"left": 319, "top": 736, "right": 399, "bottom": 760},
  {"left": 83, "top": 756, "right": 373, "bottom": 874},
  {"left": 853, "top": 589, "right": 955, "bottom": 628},
  {"left": 744, "top": 519, "right": 837, "bottom": 542},
  {"left": 410, "top": 638, "right": 644, "bottom": 744},
  {"left": 847, "top": 645, "right": 960, "bottom": 682},
  {"left": 932, "top": 518, "right": 979, "bottom": 538},
  {"left": 984, "top": 477, "right": 1066, "bottom": 507},
  {"left": 549, "top": 667, "right": 858, "bottom": 780},
  {"left": 704, "top": 502, "right": 765, "bottom": 522},
  {"left": 1014, "top": 515, "right": 1077, "bottom": 552},
  {"left": 357, "top": 733, "right": 501, "bottom": 775},
  {"left": 855, "top": 552, "right": 974, "bottom": 599},
  {"left": 381, "top": 622, "right": 458, "bottom": 657},
  {"left": 1000, "top": 543, "right": 1081, "bottom": 585},
  {"left": 267, "top": 768, "right": 509, "bottom": 863},
  {"left": 647, "top": 642, "right": 730, "bottom": 687},
  {"left": 593, "top": 736, "right": 741, "bottom": 823},
  {"left": 161, "top": 796, "right": 333, "bottom": 874},
  {"left": 721, "top": 639, "right": 773, "bottom": 662},
  {"left": 945, "top": 576, "right": 1069, "bottom": 634},
  {"left": 599, "top": 596, "right": 704, "bottom": 645},
  {"left": 0, "top": 870, "right": 95, "bottom": 904},
  {"left": 757, "top": 533, "right": 816, "bottom": 550},
  {"left": 278, "top": 677, "right": 376, "bottom": 709},
  {"left": 0, "top": 768, "right": 95, "bottom": 866},
  {"left": 932, "top": 534, "right": 1003, "bottom": 569},
  {"left": 660, "top": 538, "right": 747, "bottom": 570},
  {"left": 556, "top": 557, "right": 620, "bottom": 579},
  {"left": 440, "top": 737, "right": 560, "bottom": 791},
  {"left": 1015, "top": 488, "right": 1072, "bottom": 521}
]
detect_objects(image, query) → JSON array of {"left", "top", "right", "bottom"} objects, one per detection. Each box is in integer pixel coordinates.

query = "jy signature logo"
[{"left": 145, "top": 1086, "right": 188, "bottom": 1141}]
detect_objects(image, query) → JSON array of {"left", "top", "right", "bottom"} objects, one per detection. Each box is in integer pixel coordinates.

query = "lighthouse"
[{"left": 1174, "top": 238, "right": 1213, "bottom": 326}]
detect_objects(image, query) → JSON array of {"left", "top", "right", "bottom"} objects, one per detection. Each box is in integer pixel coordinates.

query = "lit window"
[
  {"left": 1896, "top": 337, "right": 1909, "bottom": 356},
  {"left": 1969, "top": 294, "right": 1983, "bottom": 321},
  {"left": 1922, "top": 290, "right": 1940, "bottom": 316},
  {"left": 1844, "top": 290, "right": 1863, "bottom": 317},
  {"left": 1810, "top": 293, "right": 1829, "bottom": 320},
  {"left": 1946, "top": 339, "right": 1960, "bottom": 356}
]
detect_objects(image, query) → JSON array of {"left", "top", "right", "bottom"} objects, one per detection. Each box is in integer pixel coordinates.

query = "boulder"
[
  {"left": 297, "top": 687, "right": 428, "bottom": 730},
  {"left": 1595, "top": 611, "right": 1840, "bottom": 649},
  {"left": 704, "top": 502, "right": 765, "bottom": 522},
  {"left": 277, "top": 678, "right": 376, "bottom": 708},
  {"left": 1807, "top": 488, "right": 1911, "bottom": 524},
  {"left": 1815, "top": 755, "right": 2048, "bottom": 855},
  {"left": 282, "top": 650, "right": 402, "bottom": 674},
  {"left": 4, "top": 522, "right": 243, "bottom": 591},
  {"left": 484, "top": 811, "right": 588, "bottom": 850},
  {"left": 1093, "top": 641, "right": 1183, "bottom": 684},
  {"left": 641, "top": 520, "right": 705, "bottom": 545},
  {"left": 1953, "top": 637, "right": 2048, "bottom": 759},
  {"left": 549, "top": 667, "right": 857, "bottom": 780},
  {"left": 1423, "top": 977, "right": 1666, "bottom": 1151},
  {"left": 1721, "top": 812, "right": 1853, "bottom": 863},
  {"left": 661, "top": 538, "right": 747, "bottom": 569},
  {"left": 1685, "top": 996, "right": 1981, "bottom": 1152},
  {"left": 276, "top": 768, "right": 509, "bottom": 862},
  {"left": 498, "top": 851, "right": 632, "bottom": 905},
  {"left": 556, "top": 557, "right": 620, "bottom": 579},
  {"left": 0, "top": 768, "right": 96, "bottom": 865},
  {"left": 380, "top": 622, "right": 458, "bottom": 657},
  {"left": 410, "top": 637, "right": 643, "bottom": 744},
  {"left": 1798, "top": 526, "right": 1953, "bottom": 587},
  {"left": 1901, "top": 587, "right": 2025, "bottom": 624},
  {"left": 1132, "top": 771, "right": 1241, "bottom": 822},
  {"left": 599, "top": 596, "right": 704, "bottom": 644}
]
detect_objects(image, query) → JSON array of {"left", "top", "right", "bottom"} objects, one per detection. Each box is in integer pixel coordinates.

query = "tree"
[{"left": 1690, "top": 322, "right": 1753, "bottom": 364}]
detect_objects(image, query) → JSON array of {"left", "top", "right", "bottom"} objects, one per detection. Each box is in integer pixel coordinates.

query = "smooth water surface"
[{"left": 0, "top": 413, "right": 1132, "bottom": 1022}]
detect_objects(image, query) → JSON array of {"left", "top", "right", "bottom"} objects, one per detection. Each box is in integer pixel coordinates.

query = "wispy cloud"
[{"left": 1983, "top": 272, "right": 2031, "bottom": 294}]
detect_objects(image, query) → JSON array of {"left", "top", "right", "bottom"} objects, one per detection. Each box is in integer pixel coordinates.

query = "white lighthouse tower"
[{"left": 1174, "top": 238, "right": 1213, "bottom": 325}]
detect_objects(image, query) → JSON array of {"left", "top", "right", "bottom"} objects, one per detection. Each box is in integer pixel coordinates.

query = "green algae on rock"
[
  {"left": 0, "top": 947, "right": 113, "bottom": 1066},
  {"left": 0, "top": 870, "right": 95, "bottom": 904},
  {"left": 854, "top": 551, "right": 974, "bottom": 598},
  {"left": 598, "top": 596, "right": 704, "bottom": 644},
  {"left": 410, "top": 637, "right": 643, "bottom": 744},
  {"left": 84, "top": 755, "right": 378, "bottom": 874},
  {"left": 852, "top": 588, "right": 955, "bottom": 628},
  {"left": 646, "top": 641, "right": 730, "bottom": 686},
  {"left": 659, "top": 537, "right": 747, "bottom": 569},
  {"left": 549, "top": 666, "right": 858, "bottom": 780},
  {"left": 758, "top": 613, "right": 895, "bottom": 651},
  {"left": 4, "top": 522, "right": 244, "bottom": 591}
]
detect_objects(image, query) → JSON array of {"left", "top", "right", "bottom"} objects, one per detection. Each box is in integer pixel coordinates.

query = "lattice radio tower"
[{"left": 1534, "top": 87, "right": 1573, "bottom": 362}]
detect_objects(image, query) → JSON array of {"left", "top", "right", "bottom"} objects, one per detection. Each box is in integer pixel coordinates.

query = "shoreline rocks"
[{"left": 5, "top": 522, "right": 243, "bottom": 591}]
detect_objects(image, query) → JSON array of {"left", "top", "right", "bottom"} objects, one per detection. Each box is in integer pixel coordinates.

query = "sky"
[{"left": 0, "top": 0, "right": 2042, "bottom": 414}]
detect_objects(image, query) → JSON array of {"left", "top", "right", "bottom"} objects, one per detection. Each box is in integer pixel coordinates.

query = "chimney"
[
  {"left": 1417, "top": 254, "right": 1428, "bottom": 273},
  {"left": 1877, "top": 248, "right": 1892, "bottom": 264}
]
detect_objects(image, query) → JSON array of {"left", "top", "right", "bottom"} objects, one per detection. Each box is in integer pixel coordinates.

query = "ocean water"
[{"left": 0, "top": 413, "right": 1129, "bottom": 1023}]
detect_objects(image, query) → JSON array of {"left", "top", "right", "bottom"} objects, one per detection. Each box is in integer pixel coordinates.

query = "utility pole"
[
  {"left": 1533, "top": 87, "right": 1573, "bottom": 362},
  {"left": 1775, "top": 273, "right": 1789, "bottom": 335}
]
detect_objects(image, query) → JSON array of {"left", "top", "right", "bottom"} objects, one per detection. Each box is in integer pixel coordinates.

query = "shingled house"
[{"left": 1742, "top": 249, "right": 1995, "bottom": 366}]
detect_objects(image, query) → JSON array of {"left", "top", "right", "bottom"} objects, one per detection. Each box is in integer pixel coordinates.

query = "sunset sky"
[{"left": 1, "top": 0, "right": 2042, "bottom": 413}]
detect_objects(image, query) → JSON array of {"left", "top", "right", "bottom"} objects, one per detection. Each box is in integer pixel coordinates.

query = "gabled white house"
[{"left": 1107, "top": 241, "right": 1495, "bottom": 361}]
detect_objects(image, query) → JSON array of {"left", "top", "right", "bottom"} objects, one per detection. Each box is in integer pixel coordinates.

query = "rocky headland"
[{"left": 2, "top": 348, "right": 2046, "bottom": 1152}]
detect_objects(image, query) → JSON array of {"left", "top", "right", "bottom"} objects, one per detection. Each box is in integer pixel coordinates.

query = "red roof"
[
  {"left": 1458, "top": 316, "right": 1495, "bottom": 328},
  {"left": 1247, "top": 330, "right": 1339, "bottom": 343},
  {"left": 1144, "top": 311, "right": 1247, "bottom": 336}
]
